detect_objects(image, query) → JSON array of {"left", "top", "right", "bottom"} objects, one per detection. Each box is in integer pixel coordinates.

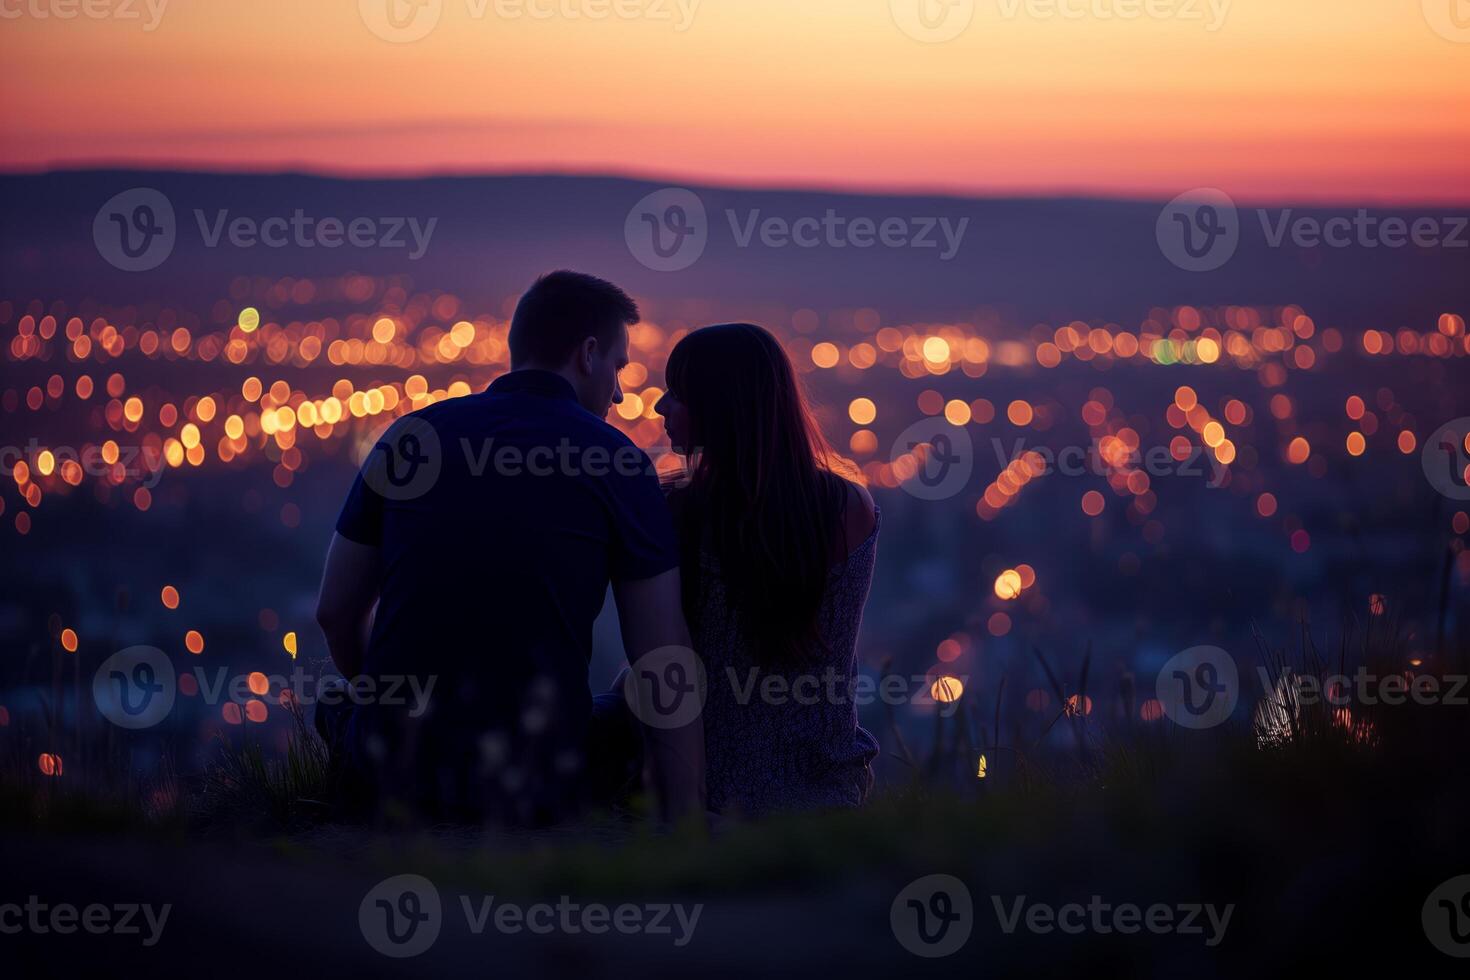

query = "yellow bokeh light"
[
  {"left": 994, "top": 569, "right": 1023, "bottom": 600},
  {"left": 931, "top": 676, "right": 964, "bottom": 703},
  {"left": 849, "top": 429, "right": 878, "bottom": 455},
  {"left": 1007, "top": 400, "right": 1034, "bottom": 426},
  {"left": 848, "top": 397, "right": 876, "bottom": 425},
  {"left": 616, "top": 394, "right": 645, "bottom": 420}
]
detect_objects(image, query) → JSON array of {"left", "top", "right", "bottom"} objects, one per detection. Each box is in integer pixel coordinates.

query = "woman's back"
[{"left": 678, "top": 480, "right": 880, "bottom": 816}]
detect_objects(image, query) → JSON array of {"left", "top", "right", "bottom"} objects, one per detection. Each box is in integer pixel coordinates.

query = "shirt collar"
[{"left": 488, "top": 369, "right": 578, "bottom": 402}]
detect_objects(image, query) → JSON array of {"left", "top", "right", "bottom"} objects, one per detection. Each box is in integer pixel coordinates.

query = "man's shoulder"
[
  {"left": 552, "top": 405, "right": 644, "bottom": 454},
  {"left": 398, "top": 392, "right": 647, "bottom": 462}
]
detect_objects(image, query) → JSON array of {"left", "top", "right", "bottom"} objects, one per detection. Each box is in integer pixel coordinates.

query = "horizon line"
[{"left": 4, "top": 161, "right": 1469, "bottom": 212}]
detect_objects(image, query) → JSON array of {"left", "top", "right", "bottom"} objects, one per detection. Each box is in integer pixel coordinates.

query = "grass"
[
  {"left": 193, "top": 693, "right": 336, "bottom": 831},
  {"left": 1, "top": 602, "right": 1466, "bottom": 908}
]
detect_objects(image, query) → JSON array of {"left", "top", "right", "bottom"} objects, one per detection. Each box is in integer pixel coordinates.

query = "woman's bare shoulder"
[{"left": 837, "top": 477, "right": 878, "bottom": 552}]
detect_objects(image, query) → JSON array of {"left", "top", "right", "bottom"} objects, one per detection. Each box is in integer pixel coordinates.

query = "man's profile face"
[{"left": 581, "top": 323, "right": 629, "bottom": 418}]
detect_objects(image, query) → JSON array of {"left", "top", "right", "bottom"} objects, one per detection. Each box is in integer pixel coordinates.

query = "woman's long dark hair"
[{"left": 664, "top": 323, "right": 848, "bottom": 666}]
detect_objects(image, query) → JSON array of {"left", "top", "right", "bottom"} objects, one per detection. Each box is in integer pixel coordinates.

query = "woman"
[{"left": 655, "top": 323, "right": 880, "bottom": 817}]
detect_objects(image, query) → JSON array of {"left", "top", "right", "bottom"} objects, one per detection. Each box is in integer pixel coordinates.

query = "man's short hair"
[{"left": 508, "top": 271, "right": 639, "bottom": 368}]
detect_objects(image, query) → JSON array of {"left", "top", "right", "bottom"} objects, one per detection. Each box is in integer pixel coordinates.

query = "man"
[{"left": 315, "top": 271, "right": 703, "bottom": 826}]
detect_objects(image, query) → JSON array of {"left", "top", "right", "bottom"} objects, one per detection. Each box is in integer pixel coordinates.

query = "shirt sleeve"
[
  {"left": 604, "top": 445, "right": 681, "bottom": 583},
  {"left": 335, "top": 466, "right": 385, "bottom": 547}
]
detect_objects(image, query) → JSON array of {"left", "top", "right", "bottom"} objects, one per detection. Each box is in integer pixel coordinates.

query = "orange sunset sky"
[{"left": 3, "top": 0, "right": 1468, "bottom": 203}]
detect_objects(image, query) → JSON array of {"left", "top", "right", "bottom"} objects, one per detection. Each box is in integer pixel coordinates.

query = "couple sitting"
[{"left": 314, "top": 271, "right": 879, "bottom": 826}]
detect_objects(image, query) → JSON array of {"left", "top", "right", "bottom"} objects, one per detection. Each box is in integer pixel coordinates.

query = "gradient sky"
[{"left": 3, "top": 0, "right": 1467, "bottom": 203}]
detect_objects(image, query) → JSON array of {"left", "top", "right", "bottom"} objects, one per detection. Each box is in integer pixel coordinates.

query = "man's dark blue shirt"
[{"left": 334, "top": 369, "right": 678, "bottom": 820}]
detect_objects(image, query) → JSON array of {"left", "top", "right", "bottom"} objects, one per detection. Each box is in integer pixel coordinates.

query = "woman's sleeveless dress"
[{"left": 694, "top": 509, "right": 881, "bottom": 816}]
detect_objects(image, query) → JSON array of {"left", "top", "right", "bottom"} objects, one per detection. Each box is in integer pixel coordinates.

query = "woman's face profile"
[{"left": 656, "top": 389, "right": 692, "bottom": 455}]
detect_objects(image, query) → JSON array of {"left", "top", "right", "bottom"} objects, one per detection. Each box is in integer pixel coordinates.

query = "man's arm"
[
  {"left": 612, "top": 568, "right": 706, "bottom": 826},
  {"left": 315, "top": 532, "right": 381, "bottom": 677}
]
